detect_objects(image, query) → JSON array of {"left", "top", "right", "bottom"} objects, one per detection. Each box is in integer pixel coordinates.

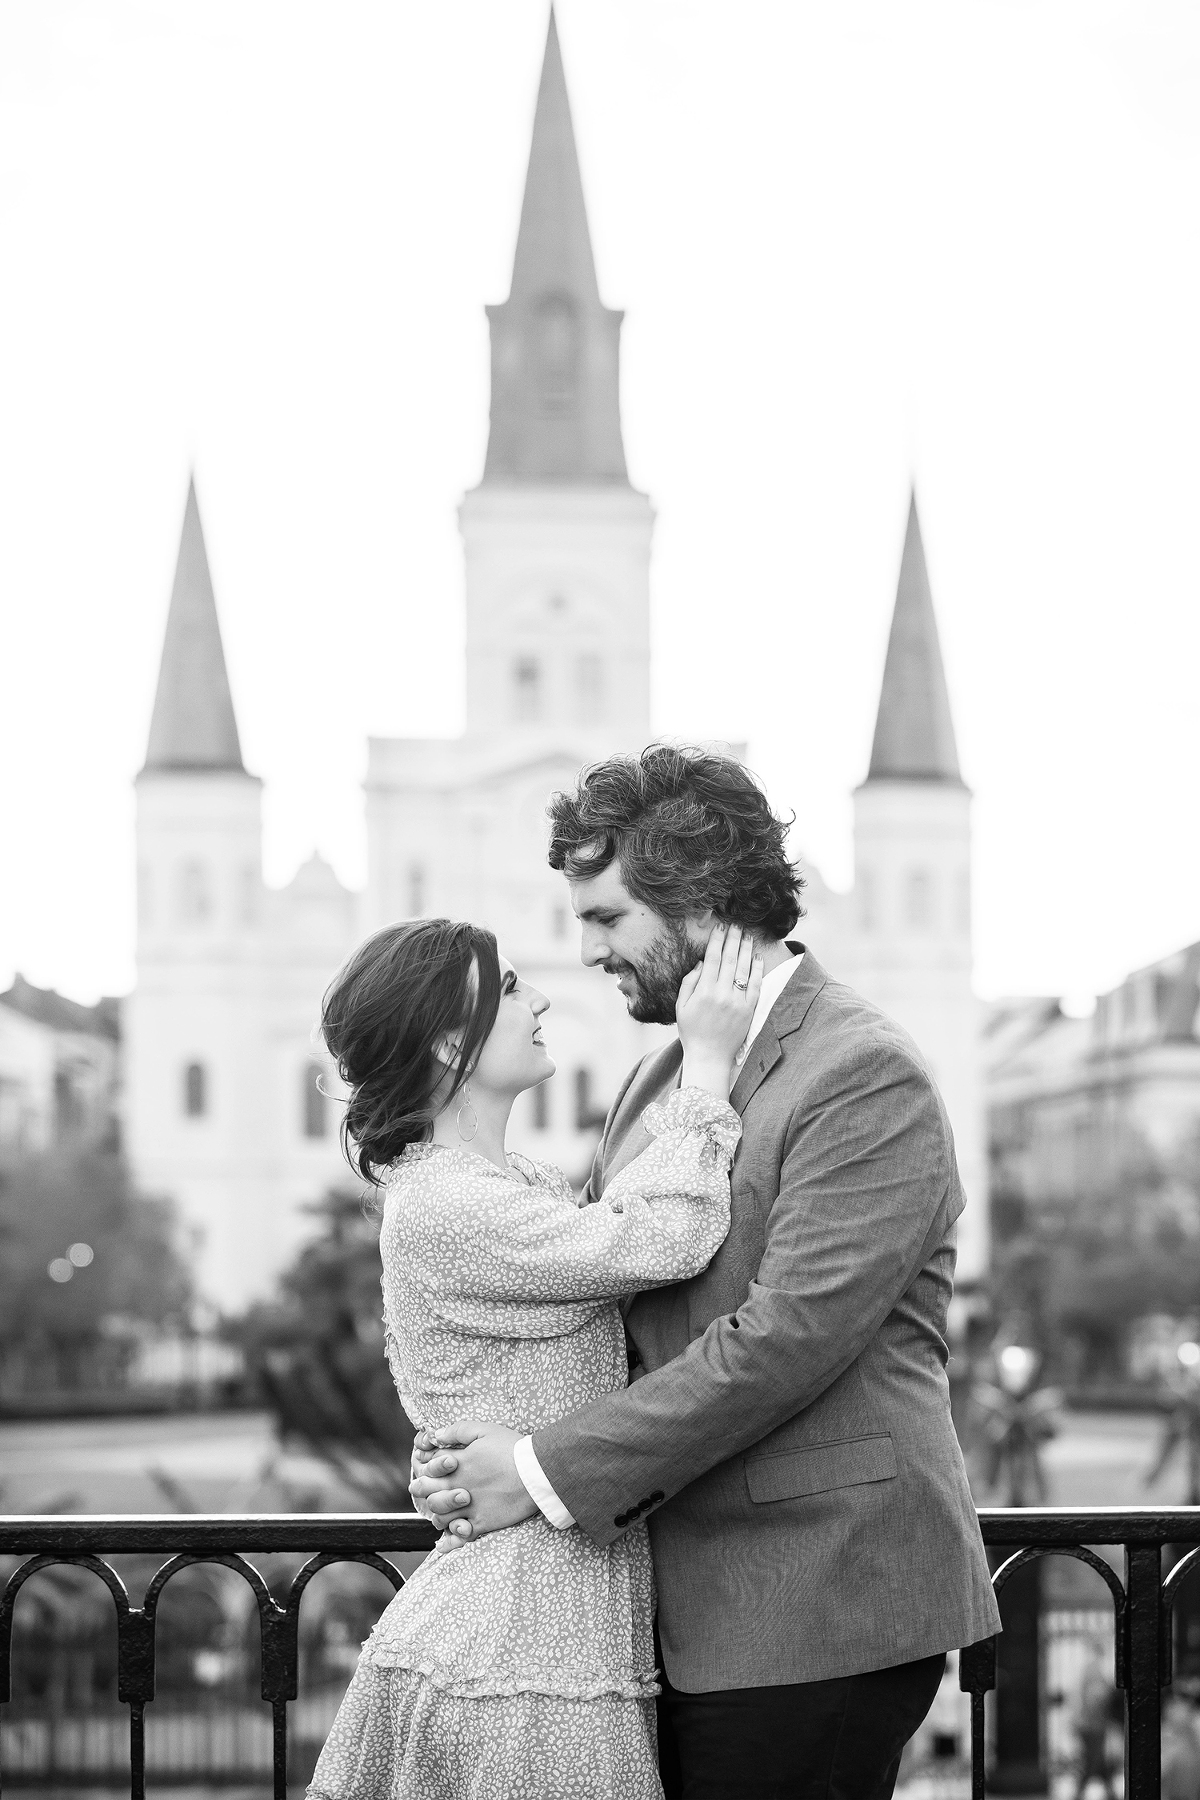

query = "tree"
[
  {"left": 234, "top": 1188, "right": 415, "bottom": 1508},
  {"left": 987, "top": 1123, "right": 1200, "bottom": 1388},
  {"left": 0, "top": 1149, "right": 192, "bottom": 1396}
]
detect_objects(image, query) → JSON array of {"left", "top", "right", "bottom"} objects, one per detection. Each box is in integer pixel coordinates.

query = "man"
[{"left": 412, "top": 744, "right": 1000, "bottom": 1799}]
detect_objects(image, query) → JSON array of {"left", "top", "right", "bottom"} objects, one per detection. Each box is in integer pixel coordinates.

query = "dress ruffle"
[
  {"left": 356, "top": 1515, "right": 659, "bottom": 1702},
  {"left": 308, "top": 1664, "right": 661, "bottom": 1800}
]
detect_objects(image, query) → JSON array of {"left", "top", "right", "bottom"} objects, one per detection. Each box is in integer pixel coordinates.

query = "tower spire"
[
  {"left": 866, "top": 492, "right": 962, "bottom": 784},
  {"left": 143, "top": 477, "right": 245, "bottom": 774},
  {"left": 481, "top": 8, "right": 628, "bottom": 484}
]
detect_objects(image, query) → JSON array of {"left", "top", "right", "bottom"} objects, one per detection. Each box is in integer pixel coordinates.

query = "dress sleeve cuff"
[
  {"left": 641, "top": 1084, "right": 742, "bottom": 1157},
  {"left": 514, "top": 1435, "right": 576, "bottom": 1530}
]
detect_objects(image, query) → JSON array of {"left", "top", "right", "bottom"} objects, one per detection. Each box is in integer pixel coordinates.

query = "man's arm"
[{"left": 533, "top": 1037, "right": 954, "bottom": 1544}]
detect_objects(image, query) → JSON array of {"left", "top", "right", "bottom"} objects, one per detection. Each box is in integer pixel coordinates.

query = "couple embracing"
[{"left": 307, "top": 744, "right": 999, "bottom": 1800}]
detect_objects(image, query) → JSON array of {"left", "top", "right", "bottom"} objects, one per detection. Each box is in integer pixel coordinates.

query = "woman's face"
[{"left": 468, "top": 954, "right": 554, "bottom": 1098}]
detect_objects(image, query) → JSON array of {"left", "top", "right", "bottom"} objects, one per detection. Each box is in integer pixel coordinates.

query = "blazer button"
[
  {"left": 648, "top": 1490, "right": 665, "bottom": 1505},
  {"left": 614, "top": 1512, "right": 629, "bottom": 1528}
]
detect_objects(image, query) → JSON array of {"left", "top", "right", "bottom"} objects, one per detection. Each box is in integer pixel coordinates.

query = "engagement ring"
[{"left": 733, "top": 978, "right": 748, "bottom": 991}]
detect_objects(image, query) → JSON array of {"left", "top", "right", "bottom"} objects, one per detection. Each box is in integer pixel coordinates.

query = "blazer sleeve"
[{"left": 531, "top": 1035, "right": 956, "bottom": 1545}]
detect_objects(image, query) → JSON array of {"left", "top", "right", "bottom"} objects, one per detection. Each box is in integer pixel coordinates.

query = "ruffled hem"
[
  {"left": 306, "top": 1661, "right": 664, "bottom": 1800},
  {"left": 359, "top": 1644, "right": 660, "bottom": 1702}
]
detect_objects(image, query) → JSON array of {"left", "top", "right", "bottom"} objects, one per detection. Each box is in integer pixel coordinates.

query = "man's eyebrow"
[{"left": 576, "top": 904, "right": 618, "bottom": 922}]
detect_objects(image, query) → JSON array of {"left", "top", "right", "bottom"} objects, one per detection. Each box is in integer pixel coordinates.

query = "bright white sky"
[{"left": 1, "top": 0, "right": 1198, "bottom": 1009}]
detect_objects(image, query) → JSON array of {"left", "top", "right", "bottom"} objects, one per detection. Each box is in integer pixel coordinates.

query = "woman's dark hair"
[
  {"left": 548, "top": 743, "right": 805, "bottom": 940},
  {"left": 321, "top": 918, "right": 502, "bottom": 1186}
]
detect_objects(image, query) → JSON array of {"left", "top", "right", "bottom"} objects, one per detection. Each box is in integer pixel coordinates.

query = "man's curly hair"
[{"left": 548, "top": 744, "right": 805, "bottom": 940}]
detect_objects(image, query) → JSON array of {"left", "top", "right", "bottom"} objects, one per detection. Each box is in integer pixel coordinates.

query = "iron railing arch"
[{"left": 4, "top": 1507, "right": 1200, "bottom": 1796}]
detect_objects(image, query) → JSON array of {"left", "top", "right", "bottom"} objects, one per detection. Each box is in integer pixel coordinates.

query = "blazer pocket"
[{"left": 744, "top": 1433, "right": 898, "bottom": 1504}]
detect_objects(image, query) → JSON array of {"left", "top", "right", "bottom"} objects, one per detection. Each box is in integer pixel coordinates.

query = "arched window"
[
  {"left": 183, "top": 1062, "right": 207, "bottom": 1118},
  {"left": 303, "top": 1063, "right": 327, "bottom": 1139},
  {"left": 905, "top": 868, "right": 934, "bottom": 932},
  {"left": 513, "top": 656, "right": 541, "bottom": 722},
  {"left": 576, "top": 653, "right": 604, "bottom": 724},
  {"left": 178, "top": 861, "right": 212, "bottom": 926},
  {"left": 137, "top": 864, "right": 153, "bottom": 930},
  {"left": 534, "top": 294, "right": 579, "bottom": 415},
  {"left": 532, "top": 1080, "right": 550, "bottom": 1130},
  {"left": 857, "top": 869, "right": 877, "bottom": 933},
  {"left": 956, "top": 869, "right": 971, "bottom": 937},
  {"left": 574, "top": 1069, "right": 607, "bottom": 1133},
  {"left": 240, "top": 865, "right": 259, "bottom": 926}
]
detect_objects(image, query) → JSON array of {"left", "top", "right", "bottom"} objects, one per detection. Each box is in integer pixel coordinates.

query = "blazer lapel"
[{"left": 730, "top": 946, "right": 828, "bottom": 1114}]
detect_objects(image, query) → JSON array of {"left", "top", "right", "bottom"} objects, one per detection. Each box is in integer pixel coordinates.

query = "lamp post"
[
  {"left": 974, "top": 1342, "right": 1061, "bottom": 1795},
  {"left": 1149, "top": 1340, "right": 1200, "bottom": 1682}
]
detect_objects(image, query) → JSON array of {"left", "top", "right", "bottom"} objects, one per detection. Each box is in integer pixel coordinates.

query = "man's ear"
[
  {"left": 432, "top": 1034, "right": 463, "bottom": 1071},
  {"left": 685, "top": 907, "right": 718, "bottom": 944}
]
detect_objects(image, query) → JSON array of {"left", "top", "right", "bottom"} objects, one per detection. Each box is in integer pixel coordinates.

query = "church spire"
[
  {"left": 866, "top": 492, "right": 963, "bottom": 784},
  {"left": 142, "top": 477, "right": 245, "bottom": 774},
  {"left": 481, "top": 8, "right": 628, "bottom": 484}
]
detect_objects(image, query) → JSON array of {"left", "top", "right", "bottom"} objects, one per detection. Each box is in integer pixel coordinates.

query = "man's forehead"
[{"left": 567, "top": 864, "right": 634, "bottom": 914}]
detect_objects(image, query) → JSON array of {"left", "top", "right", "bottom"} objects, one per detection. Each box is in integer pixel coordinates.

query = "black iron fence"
[{"left": 3, "top": 1507, "right": 1200, "bottom": 1796}]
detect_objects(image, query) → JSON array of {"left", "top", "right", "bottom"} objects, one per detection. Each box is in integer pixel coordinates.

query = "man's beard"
[{"left": 605, "top": 920, "right": 700, "bottom": 1026}]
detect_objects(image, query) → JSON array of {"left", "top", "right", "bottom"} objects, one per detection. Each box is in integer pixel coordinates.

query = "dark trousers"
[{"left": 657, "top": 1649, "right": 946, "bottom": 1800}]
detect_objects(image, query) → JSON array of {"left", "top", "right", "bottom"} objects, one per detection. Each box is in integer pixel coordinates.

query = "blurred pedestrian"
[
  {"left": 1162, "top": 1693, "right": 1200, "bottom": 1800},
  {"left": 1072, "top": 1643, "right": 1118, "bottom": 1800}
]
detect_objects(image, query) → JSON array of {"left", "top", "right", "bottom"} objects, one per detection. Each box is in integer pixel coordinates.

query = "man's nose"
[{"left": 579, "top": 926, "right": 607, "bottom": 968}]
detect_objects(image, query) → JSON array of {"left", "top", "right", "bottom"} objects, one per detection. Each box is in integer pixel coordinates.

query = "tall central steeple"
[
  {"left": 482, "top": 10, "right": 628, "bottom": 484},
  {"left": 866, "top": 493, "right": 962, "bottom": 785},
  {"left": 143, "top": 478, "right": 245, "bottom": 774}
]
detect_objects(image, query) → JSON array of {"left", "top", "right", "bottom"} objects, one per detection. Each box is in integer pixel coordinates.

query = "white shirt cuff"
[{"left": 514, "top": 1435, "right": 576, "bottom": 1530}]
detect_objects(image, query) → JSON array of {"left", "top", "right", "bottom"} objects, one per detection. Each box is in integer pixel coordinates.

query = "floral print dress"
[{"left": 307, "top": 1085, "right": 740, "bottom": 1800}]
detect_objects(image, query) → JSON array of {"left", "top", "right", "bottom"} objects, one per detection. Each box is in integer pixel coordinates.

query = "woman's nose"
[{"left": 531, "top": 989, "right": 550, "bottom": 1016}]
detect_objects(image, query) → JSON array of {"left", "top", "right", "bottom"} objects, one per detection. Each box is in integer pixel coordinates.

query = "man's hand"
[{"left": 408, "top": 1418, "right": 537, "bottom": 1543}]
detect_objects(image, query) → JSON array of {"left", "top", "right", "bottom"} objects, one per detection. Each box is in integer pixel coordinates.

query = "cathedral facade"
[{"left": 127, "top": 15, "right": 986, "bottom": 1309}]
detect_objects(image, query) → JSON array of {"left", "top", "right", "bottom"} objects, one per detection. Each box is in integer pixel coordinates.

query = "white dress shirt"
[{"left": 513, "top": 945, "right": 805, "bottom": 1530}]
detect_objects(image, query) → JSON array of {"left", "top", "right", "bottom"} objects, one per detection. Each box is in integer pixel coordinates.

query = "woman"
[{"left": 307, "top": 914, "right": 761, "bottom": 1800}]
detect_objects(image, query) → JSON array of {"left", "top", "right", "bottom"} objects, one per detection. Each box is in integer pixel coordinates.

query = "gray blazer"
[{"left": 533, "top": 948, "right": 1001, "bottom": 1691}]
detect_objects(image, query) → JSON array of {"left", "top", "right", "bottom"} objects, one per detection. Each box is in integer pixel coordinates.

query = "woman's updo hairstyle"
[{"left": 321, "top": 918, "right": 502, "bottom": 1185}]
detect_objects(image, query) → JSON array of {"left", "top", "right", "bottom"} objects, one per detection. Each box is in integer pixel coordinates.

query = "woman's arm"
[{"left": 419, "top": 1085, "right": 741, "bottom": 1319}]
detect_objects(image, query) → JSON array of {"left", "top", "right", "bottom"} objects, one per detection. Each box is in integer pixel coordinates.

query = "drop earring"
[{"left": 456, "top": 1082, "right": 479, "bottom": 1143}]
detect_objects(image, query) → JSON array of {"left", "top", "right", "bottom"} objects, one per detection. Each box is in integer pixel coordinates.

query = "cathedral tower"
[
  {"left": 459, "top": 8, "right": 653, "bottom": 745},
  {"left": 129, "top": 480, "right": 357, "bottom": 1307},
  {"left": 851, "top": 494, "right": 988, "bottom": 1280},
  {"left": 128, "top": 479, "right": 272, "bottom": 1300},
  {"left": 365, "top": 11, "right": 662, "bottom": 1179}
]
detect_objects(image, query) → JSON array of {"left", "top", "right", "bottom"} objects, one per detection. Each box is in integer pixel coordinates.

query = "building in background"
[
  {"left": 0, "top": 976, "right": 119, "bottom": 1158},
  {"left": 126, "top": 15, "right": 989, "bottom": 1307},
  {"left": 987, "top": 942, "right": 1200, "bottom": 1236}
]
